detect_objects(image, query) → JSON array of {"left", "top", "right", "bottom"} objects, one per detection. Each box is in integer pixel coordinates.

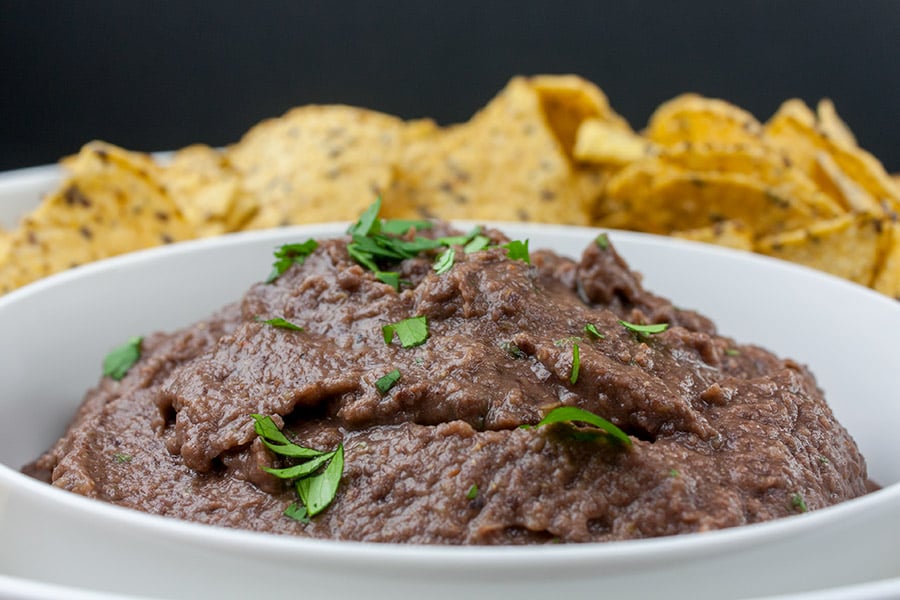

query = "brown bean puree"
[{"left": 25, "top": 223, "right": 869, "bottom": 544}]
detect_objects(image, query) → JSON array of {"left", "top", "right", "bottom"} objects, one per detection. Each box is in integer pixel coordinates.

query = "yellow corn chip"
[
  {"left": 384, "top": 76, "right": 592, "bottom": 224},
  {"left": 226, "top": 105, "right": 426, "bottom": 228},
  {"left": 160, "top": 144, "right": 248, "bottom": 237},
  {"left": 765, "top": 99, "right": 900, "bottom": 214},
  {"left": 645, "top": 94, "right": 764, "bottom": 147},
  {"left": 672, "top": 220, "right": 754, "bottom": 251},
  {"left": 755, "top": 214, "right": 883, "bottom": 285},
  {"left": 817, "top": 99, "right": 858, "bottom": 148},
  {"left": 574, "top": 119, "right": 655, "bottom": 165},
  {"left": 0, "top": 142, "right": 193, "bottom": 294},
  {"left": 871, "top": 219, "right": 900, "bottom": 299},
  {"left": 599, "top": 159, "right": 842, "bottom": 235}
]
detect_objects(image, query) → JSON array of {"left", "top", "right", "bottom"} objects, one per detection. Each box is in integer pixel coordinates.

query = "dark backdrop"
[{"left": 2, "top": 1, "right": 898, "bottom": 172}]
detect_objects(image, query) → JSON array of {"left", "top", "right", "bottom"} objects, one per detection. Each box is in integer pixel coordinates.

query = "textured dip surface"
[{"left": 25, "top": 224, "right": 869, "bottom": 544}]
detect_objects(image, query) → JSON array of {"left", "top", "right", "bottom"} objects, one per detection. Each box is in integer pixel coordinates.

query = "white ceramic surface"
[{"left": 0, "top": 169, "right": 899, "bottom": 600}]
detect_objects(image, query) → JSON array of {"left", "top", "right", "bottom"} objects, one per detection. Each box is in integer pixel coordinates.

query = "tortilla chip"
[
  {"left": 755, "top": 214, "right": 883, "bottom": 285},
  {"left": 672, "top": 220, "right": 754, "bottom": 251},
  {"left": 226, "top": 105, "right": 427, "bottom": 229},
  {"left": 644, "top": 94, "right": 764, "bottom": 147},
  {"left": 529, "top": 74, "right": 632, "bottom": 158},
  {"left": 598, "top": 159, "right": 842, "bottom": 235},
  {"left": 871, "top": 220, "right": 900, "bottom": 299},
  {"left": 0, "top": 142, "right": 193, "bottom": 294},
  {"left": 383, "top": 77, "right": 592, "bottom": 224},
  {"left": 574, "top": 119, "right": 655, "bottom": 165},
  {"left": 813, "top": 151, "right": 881, "bottom": 215},
  {"left": 817, "top": 99, "right": 857, "bottom": 148},
  {"left": 765, "top": 99, "right": 900, "bottom": 215},
  {"left": 160, "top": 144, "right": 248, "bottom": 237}
]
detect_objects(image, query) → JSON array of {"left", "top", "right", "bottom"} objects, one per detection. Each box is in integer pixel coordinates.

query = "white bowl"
[{"left": 0, "top": 172, "right": 899, "bottom": 600}]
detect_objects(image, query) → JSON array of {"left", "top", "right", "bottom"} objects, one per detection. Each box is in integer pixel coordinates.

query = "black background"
[{"left": 2, "top": 1, "right": 898, "bottom": 172}]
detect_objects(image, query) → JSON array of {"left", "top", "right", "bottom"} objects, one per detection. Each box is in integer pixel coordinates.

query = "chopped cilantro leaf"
[
  {"left": 251, "top": 414, "right": 327, "bottom": 459},
  {"left": 464, "top": 235, "right": 491, "bottom": 253},
  {"left": 619, "top": 320, "right": 669, "bottom": 337},
  {"left": 284, "top": 502, "right": 310, "bottom": 524},
  {"left": 725, "top": 348, "right": 740, "bottom": 356},
  {"left": 256, "top": 316, "right": 303, "bottom": 331},
  {"left": 595, "top": 233, "right": 610, "bottom": 250},
  {"left": 102, "top": 336, "right": 143, "bottom": 381},
  {"left": 382, "top": 316, "right": 429, "bottom": 348},
  {"left": 113, "top": 453, "right": 133, "bottom": 464},
  {"left": 267, "top": 239, "right": 319, "bottom": 283},
  {"left": 791, "top": 493, "right": 809, "bottom": 513},
  {"left": 466, "top": 484, "right": 479, "bottom": 500},
  {"left": 375, "top": 271, "right": 401, "bottom": 291},
  {"left": 297, "top": 444, "right": 344, "bottom": 517},
  {"left": 584, "top": 323, "right": 604, "bottom": 339},
  {"left": 437, "top": 226, "right": 483, "bottom": 247},
  {"left": 530, "top": 406, "right": 631, "bottom": 447},
  {"left": 375, "top": 369, "right": 402, "bottom": 394},
  {"left": 381, "top": 219, "right": 433, "bottom": 235},
  {"left": 570, "top": 342, "right": 581, "bottom": 384},
  {"left": 502, "top": 239, "right": 530, "bottom": 264},
  {"left": 433, "top": 248, "right": 455, "bottom": 275},
  {"left": 347, "top": 197, "right": 382, "bottom": 237}
]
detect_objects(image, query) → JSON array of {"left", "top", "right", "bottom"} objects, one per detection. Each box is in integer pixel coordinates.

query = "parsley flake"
[
  {"left": 375, "top": 369, "right": 402, "bottom": 394},
  {"left": 595, "top": 233, "right": 610, "bottom": 250},
  {"left": 791, "top": 493, "right": 809, "bottom": 513},
  {"left": 267, "top": 239, "right": 319, "bottom": 283},
  {"left": 725, "top": 348, "right": 740, "bottom": 356},
  {"left": 619, "top": 320, "right": 669, "bottom": 337},
  {"left": 500, "top": 341, "right": 526, "bottom": 359},
  {"left": 433, "top": 247, "right": 455, "bottom": 275},
  {"left": 113, "top": 453, "right": 133, "bottom": 464},
  {"left": 570, "top": 342, "right": 581, "bottom": 384},
  {"left": 464, "top": 235, "right": 491, "bottom": 253},
  {"left": 382, "top": 316, "right": 429, "bottom": 348},
  {"left": 102, "top": 336, "right": 143, "bottom": 381},
  {"left": 251, "top": 414, "right": 343, "bottom": 518},
  {"left": 466, "top": 484, "right": 479, "bottom": 500},
  {"left": 380, "top": 219, "right": 433, "bottom": 235},
  {"left": 525, "top": 406, "right": 631, "bottom": 447},
  {"left": 256, "top": 316, "right": 303, "bottom": 331},
  {"left": 584, "top": 323, "right": 604, "bottom": 339},
  {"left": 502, "top": 239, "right": 530, "bottom": 264}
]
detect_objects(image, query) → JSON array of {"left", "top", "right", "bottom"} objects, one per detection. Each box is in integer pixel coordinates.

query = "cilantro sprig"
[
  {"left": 103, "top": 336, "right": 143, "bottom": 381},
  {"left": 619, "top": 320, "right": 669, "bottom": 338},
  {"left": 525, "top": 406, "right": 631, "bottom": 447},
  {"left": 255, "top": 316, "right": 303, "bottom": 331},
  {"left": 251, "top": 414, "right": 343, "bottom": 519},
  {"left": 375, "top": 369, "right": 402, "bottom": 394},
  {"left": 267, "top": 240, "right": 319, "bottom": 283}
]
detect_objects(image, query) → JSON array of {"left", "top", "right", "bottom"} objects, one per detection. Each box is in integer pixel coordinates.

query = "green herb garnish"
[
  {"left": 595, "top": 233, "right": 610, "bottom": 250},
  {"left": 102, "top": 335, "right": 143, "bottom": 381},
  {"left": 267, "top": 239, "right": 319, "bottom": 283},
  {"left": 375, "top": 271, "right": 401, "bottom": 290},
  {"left": 791, "top": 493, "right": 809, "bottom": 513},
  {"left": 466, "top": 484, "right": 479, "bottom": 500},
  {"left": 283, "top": 502, "right": 310, "bottom": 524},
  {"left": 526, "top": 406, "right": 631, "bottom": 447},
  {"left": 113, "top": 453, "right": 133, "bottom": 464},
  {"left": 437, "top": 226, "right": 483, "bottom": 247},
  {"left": 584, "top": 323, "right": 604, "bottom": 339},
  {"left": 433, "top": 248, "right": 455, "bottom": 275},
  {"left": 382, "top": 316, "right": 429, "bottom": 348},
  {"left": 570, "top": 342, "right": 581, "bottom": 384},
  {"left": 380, "top": 219, "right": 433, "bottom": 235},
  {"left": 502, "top": 239, "right": 530, "bottom": 264},
  {"left": 256, "top": 316, "right": 303, "bottom": 331},
  {"left": 375, "top": 369, "right": 402, "bottom": 394},
  {"left": 251, "top": 414, "right": 343, "bottom": 518},
  {"left": 619, "top": 320, "right": 669, "bottom": 337},
  {"left": 724, "top": 348, "right": 740, "bottom": 356},
  {"left": 463, "top": 235, "right": 491, "bottom": 254}
]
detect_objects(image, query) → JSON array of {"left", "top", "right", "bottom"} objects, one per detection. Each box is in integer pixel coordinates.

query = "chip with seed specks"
[
  {"left": 672, "top": 220, "right": 754, "bottom": 252},
  {"left": 0, "top": 142, "right": 193, "bottom": 294}
]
